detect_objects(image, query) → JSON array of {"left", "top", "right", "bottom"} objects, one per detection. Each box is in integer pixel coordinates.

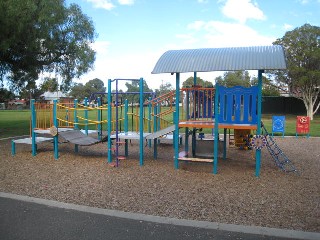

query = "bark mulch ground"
[{"left": 0, "top": 136, "right": 319, "bottom": 232}]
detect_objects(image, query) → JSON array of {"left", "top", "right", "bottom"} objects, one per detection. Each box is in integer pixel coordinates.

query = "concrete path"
[{"left": 1, "top": 192, "right": 319, "bottom": 240}]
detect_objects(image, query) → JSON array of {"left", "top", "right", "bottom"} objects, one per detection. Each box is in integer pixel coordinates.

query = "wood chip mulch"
[{"left": 0, "top": 136, "right": 319, "bottom": 232}]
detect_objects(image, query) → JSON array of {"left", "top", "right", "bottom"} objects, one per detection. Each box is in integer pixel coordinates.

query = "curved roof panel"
[{"left": 151, "top": 45, "right": 287, "bottom": 74}]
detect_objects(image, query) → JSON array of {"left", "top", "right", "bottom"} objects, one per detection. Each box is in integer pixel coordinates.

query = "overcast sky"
[{"left": 66, "top": 0, "right": 320, "bottom": 90}]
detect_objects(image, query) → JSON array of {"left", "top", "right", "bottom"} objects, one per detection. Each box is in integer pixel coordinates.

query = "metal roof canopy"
[{"left": 151, "top": 45, "right": 287, "bottom": 74}]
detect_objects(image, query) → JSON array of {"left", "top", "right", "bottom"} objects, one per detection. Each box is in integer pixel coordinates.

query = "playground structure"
[
  {"left": 151, "top": 45, "right": 295, "bottom": 177},
  {"left": 11, "top": 78, "right": 181, "bottom": 166},
  {"left": 179, "top": 85, "right": 258, "bottom": 159},
  {"left": 11, "top": 45, "right": 299, "bottom": 176},
  {"left": 106, "top": 78, "right": 181, "bottom": 167}
]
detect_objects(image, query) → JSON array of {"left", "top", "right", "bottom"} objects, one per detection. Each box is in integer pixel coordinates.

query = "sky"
[{"left": 65, "top": 0, "right": 320, "bottom": 91}]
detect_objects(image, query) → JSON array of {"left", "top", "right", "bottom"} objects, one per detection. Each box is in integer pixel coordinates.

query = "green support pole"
[
  {"left": 31, "top": 99, "right": 37, "bottom": 156},
  {"left": 213, "top": 84, "right": 219, "bottom": 174},
  {"left": 107, "top": 79, "right": 112, "bottom": 163},
  {"left": 255, "top": 70, "right": 264, "bottom": 177},
  {"left": 174, "top": 73, "right": 180, "bottom": 169},
  {"left": 53, "top": 100, "right": 59, "bottom": 159},
  {"left": 139, "top": 78, "right": 144, "bottom": 166}
]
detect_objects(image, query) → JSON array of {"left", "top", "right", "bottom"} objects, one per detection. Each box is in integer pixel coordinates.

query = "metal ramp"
[
  {"left": 59, "top": 130, "right": 101, "bottom": 146},
  {"left": 261, "top": 122, "right": 299, "bottom": 174},
  {"left": 145, "top": 125, "right": 175, "bottom": 140}
]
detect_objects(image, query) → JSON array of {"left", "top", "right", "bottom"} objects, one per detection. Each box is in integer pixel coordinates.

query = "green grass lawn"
[
  {"left": 0, "top": 110, "right": 31, "bottom": 138},
  {"left": 0, "top": 110, "right": 319, "bottom": 138}
]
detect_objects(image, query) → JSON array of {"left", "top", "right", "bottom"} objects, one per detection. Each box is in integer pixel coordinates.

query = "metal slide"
[{"left": 261, "top": 122, "right": 299, "bottom": 174}]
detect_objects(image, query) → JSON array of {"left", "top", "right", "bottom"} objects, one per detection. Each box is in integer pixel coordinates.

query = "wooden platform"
[{"left": 178, "top": 157, "right": 213, "bottom": 163}]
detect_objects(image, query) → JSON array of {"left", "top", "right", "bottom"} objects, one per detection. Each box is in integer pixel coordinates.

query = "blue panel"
[
  {"left": 218, "top": 85, "right": 258, "bottom": 125},
  {"left": 272, "top": 116, "right": 286, "bottom": 136}
]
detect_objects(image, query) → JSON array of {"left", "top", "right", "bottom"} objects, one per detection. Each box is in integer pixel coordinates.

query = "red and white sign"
[{"left": 296, "top": 116, "right": 310, "bottom": 134}]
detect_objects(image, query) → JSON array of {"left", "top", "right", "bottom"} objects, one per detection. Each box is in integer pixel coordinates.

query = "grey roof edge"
[{"left": 151, "top": 45, "right": 287, "bottom": 74}]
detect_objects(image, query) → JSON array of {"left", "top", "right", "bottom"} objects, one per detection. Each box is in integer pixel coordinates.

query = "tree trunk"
[{"left": 308, "top": 101, "right": 314, "bottom": 120}]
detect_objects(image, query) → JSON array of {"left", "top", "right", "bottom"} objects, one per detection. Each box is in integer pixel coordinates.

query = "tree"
[
  {"left": 272, "top": 24, "right": 320, "bottom": 120},
  {"left": 69, "top": 83, "right": 87, "bottom": 101},
  {"left": 159, "top": 81, "right": 174, "bottom": 95},
  {"left": 40, "top": 77, "right": 59, "bottom": 92},
  {"left": 125, "top": 80, "right": 153, "bottom": 103},
  {"left": 85, "top": 78, "right": 106, "bottom": 93},
  {"left": 182, "top": 76, "right": 214, "bottom": 88},
  {"left": 0, "top": 88, "right": 15, "bottom": 103},
  {"left": 251, "top": 76, "right": 280, "bottom": 96},
  {"left": 0, "top": 0, "right": 96, "bottom": 96},
  {"left": 215, "top": 71, "right": 251, "bottom": 87},
  {"left": 69, "top": 78, "right": 106, "bottom": 102}
]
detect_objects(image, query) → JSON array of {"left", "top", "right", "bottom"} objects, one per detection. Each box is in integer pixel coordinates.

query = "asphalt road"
[{"left": 0, "top": 195, "right": 317, "bottom": 240}]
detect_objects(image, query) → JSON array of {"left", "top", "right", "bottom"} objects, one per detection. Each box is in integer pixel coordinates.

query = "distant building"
[
  {"left": 7, "top": 99, "right": 27, "bottom": 109},
  {"left": 40, "top": 91, "right": 74, "bottom": 103}
]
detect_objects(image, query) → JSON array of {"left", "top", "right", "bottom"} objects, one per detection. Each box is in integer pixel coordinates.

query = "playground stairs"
[
  {"left": 228, "top": 131, "right": 235, "bottom": 146},
  {"left": 109, "top": 141, "right": 126, "bottom": 167},
  {"left": 261, "top": 123, "right": 298, "bottom": 173},
  {"left": 146, "top": 125, "right": 175, "bottom": 140},
  {"left": 115, "top": 141, "right": 126, "bottom": 160}
]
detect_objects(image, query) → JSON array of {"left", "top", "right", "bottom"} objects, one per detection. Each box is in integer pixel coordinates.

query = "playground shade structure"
[{"left": 152, "top": 45, "right": 287, "bottom": 177}]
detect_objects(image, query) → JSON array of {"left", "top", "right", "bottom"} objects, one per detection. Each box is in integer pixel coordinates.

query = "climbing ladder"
[{"left": 261, "top": 122, "right": 299, "bottom": 174}]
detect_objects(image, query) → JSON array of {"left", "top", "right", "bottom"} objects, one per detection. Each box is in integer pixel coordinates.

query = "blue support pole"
[
  {"left": 11, "top": 140, "right": 16, "bottom": 156},
  {"left": 124, "top": 99, "right": 129, "bottom": 133},
  {"left": 53, "top": 100, "right": 59, "bottom": 159},
  {"left": 97, "top": 97, "right": 102, "bottom": 140},
  {"left": 31, "top": 99, "right": 37, "bottom": 156},
  {"left": 107, "top": 79, "right": 112, "bottom": 163},
  {"left": 223, "top": 128, "right": 227, "bottom": 160},
  {"left": 153, "top": 103, "right": 158, "bottom": 159},
  {"left": 255, "top": 70, "right": 264, "bottom": 177},
  {"left": 115, "top": 79, "right": 119, "bottom": 167},
  {"left": 139, "top": 78, "right": 144, "bottom": 166},
  {"left": 193, "top": 72, "right": 197, "bottom": 86},
  {"left": 213, "top": 84, "right": 219, "bottom": 174},
  {"left": 124, "top": 99, "right": 129, "bottom": 157},
  {"left": 184, "top": 90, "right": 189, "bottom": 153},
  {"left": 174, "top": 73, "right": 180, "bottom": 169}
]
